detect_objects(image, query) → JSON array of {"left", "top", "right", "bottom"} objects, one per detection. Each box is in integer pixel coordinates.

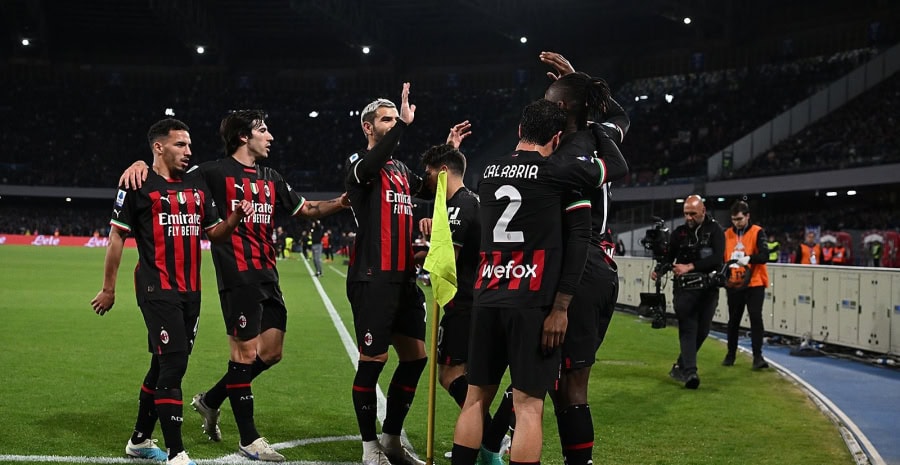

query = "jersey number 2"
[{"left": 492, "top": 185, "right": 524, "bottom": 243}]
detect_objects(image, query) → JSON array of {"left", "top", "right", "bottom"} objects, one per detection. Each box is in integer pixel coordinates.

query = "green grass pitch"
[{"left": 0, "top": 246, "right": 851, "bottom": 464}]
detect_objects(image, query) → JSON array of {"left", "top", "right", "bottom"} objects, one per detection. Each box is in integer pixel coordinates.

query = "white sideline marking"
[
  {"left": 328, "top": 265, "right": 347, "bottom": 278},
  {"left": 715, "top": 337, "right": 883, "bottom": 465},
  {"left": 302, "top": 258, "right": 388, "bottom": 422},
  {"left": 0, "top": 435, "right": 359, "bottom": 464},
  {"left": 303, "top": 259, "right": 417, "bottom": 453}
]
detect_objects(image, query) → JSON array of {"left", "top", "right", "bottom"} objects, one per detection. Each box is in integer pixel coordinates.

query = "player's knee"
[
  {"left": 257, "top": 349, "right": 282, "bottom": 366},
  {"left": 438, "top": 364, "right": 464, "bottom": 390},
  {"left": 229, "top": 338, "right": 258, "bottom": 363},
  {"left": 156, "top": 352, "right": 189, "bottom": 389}
]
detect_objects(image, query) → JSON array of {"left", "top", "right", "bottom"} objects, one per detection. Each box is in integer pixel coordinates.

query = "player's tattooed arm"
[{"left": 298, "top": 194, "right": 350, "bottom": 219}]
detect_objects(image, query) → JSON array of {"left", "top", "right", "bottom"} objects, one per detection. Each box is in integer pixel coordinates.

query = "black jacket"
[{"left": 663, "top": 214, "right": 725, "bottom": 274}]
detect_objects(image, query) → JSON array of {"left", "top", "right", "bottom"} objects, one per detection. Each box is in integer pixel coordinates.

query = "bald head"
[{"left": 683, "top": 195, "right": 706, "bottom": 228}]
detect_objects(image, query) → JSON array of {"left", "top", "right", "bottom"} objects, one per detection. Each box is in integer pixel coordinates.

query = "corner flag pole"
[
  {"left": 423, "top": 171, "right": 457, "bottom": 465},
  {"left": 425, "top": 299, "right": 441, "bottom": 465}
]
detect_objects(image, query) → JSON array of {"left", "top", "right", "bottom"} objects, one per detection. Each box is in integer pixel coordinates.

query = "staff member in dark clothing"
[
  {"left": 652, "top": 195, "right": 724, "bottom": 389},
  {"left": 722, "top": 201, "right": 770, "bottom": 370},
  {"left": 310, "top": 220, "right": 324, "bottom": 276}
]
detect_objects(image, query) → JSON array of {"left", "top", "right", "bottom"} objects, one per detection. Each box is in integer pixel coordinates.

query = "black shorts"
[
  {"left": 140, "top": 300, "right": 200, "bottom": 355},
  {"left": 219, "top": 282, "right": 287, "bottom": 340},
  {"left": 562, "top": 255, "right": 619, "bottom": 370},
  {"left": 467, "top": 305, "right": 560, "bottom": 394},
  {"left": 347, "top": 281, "right": 426, "bottom": 357},
  {"left": 437, "top": 306, "right": 472, "bottom": 366}
]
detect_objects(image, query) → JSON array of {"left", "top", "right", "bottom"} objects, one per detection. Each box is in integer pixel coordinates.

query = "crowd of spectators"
[
  {"left": 0, "top": 68, "right": 524, "bottom": 191},
  {"left": 734, "top": 72, "right": 900, "bottom": 178},
  {"left": 0, "top": 47, "right": 890, "bottom": 193},
  {"left": 0, "top": 203, "right": 110, "bottom": 237},
  {"left": 611, "top": 48, "right": 877, "bottom": 186}
]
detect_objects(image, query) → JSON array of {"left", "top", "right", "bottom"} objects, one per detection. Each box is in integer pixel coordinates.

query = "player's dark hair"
[
  {"left": 422, "top": 144, "right": 466, "bottom": 176},
  {"left": 731, "top": 200, "right": 750, "bottom": 216},
  {"left": 547, "top": 72, "right": 612, "bottom": 129},
  {"left": 147, "top": 118, "right": 189, "bottom": 149},
  {"left": 519, "top": 99, "right": 566, "bottom": 145},
  {"left": 220, "top": 109, "right": 268, "bottom": 156}
]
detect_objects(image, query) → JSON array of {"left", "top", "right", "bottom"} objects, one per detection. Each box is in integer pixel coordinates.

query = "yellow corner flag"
[
  {"left": 423, "top": 170, "right": 457, "bottom": 465},
  {"left": 424, "top": 171, "right": 458, "bottom": 307}
]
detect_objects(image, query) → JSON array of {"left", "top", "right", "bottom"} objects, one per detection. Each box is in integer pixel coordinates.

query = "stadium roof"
[{"left": 1, "top": 0, "right": 896, "bottom": 71}]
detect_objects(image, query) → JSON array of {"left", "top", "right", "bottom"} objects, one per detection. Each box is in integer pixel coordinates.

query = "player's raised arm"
[{"left": 347, "top": 83, "right": 415, "bottom": 185}]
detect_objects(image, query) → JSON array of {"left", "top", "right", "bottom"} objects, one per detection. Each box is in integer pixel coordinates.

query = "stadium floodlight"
[
  {"left": 309, "top": 111, "right": 319, "bottom": 118},
  {"left": 847, "top": 190, "right": 857, "bottom": 196},
  {"left": 520, "top": 36, "right": 528, "bottom": 44},
  {"left": 665, "top": 93, "right": 674, "bottom": 103},
  {"left": 825, "top": 191, "right": 838, "bottom": 197},
  {"left": 683, "top": 17, "right": 692, "bottom": 25},
  {"left": 21, "top": 38, "right": 30, "bottom": 46},
  {"left": 675, "top": 198, "right": 685, "bottom": 204},
  {"left": 717, "top": 197, "right": 725, "bottom": 202},
  {"left": 362, "top": 46, "right": 370, "bottom": 54},
  {"left": 196, "top": 45, "right": 205, "bottom": 54},
  {"left": 164, "top": 108, "right": 175, "bottom": 116},
  {"left": 65, "top": 197, "right": 72, "bottom": 202},
  {"left": 639, "top": 95, "right": 648, "bottom": 100}
]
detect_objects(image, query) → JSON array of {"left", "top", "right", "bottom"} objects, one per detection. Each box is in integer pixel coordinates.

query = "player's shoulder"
[
  {"left": 555, "top": 130, "right": 595, "bottom": 158},
  {"left": 452, "top": 187, "right": 480, "bottom": 207},
  {"left": 346, "top": 149, "right": 371, "bottom": 170},
  {"left": 257, "top": 164, "right": 284, "bottom": 181}
]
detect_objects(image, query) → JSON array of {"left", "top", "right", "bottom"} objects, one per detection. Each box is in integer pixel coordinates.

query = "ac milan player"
[
  {"left": 451, "top": 99, "right": 623, "bottom": 465},
  {"left": 119, "top": 110, "right": 348, "bottom": 461},
  {"left": 92, "top": 118, "right": 252, "bottom": 465},
  {"left": 344, "top": 83, "right": 430, "bottom": 465},
  {"left": 541, "top": 52, "right": 631, "bottom": 465}
]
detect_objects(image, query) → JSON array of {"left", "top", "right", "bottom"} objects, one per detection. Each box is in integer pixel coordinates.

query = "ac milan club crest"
[
  {"left": 264, "top": 183, "right": 270, "bottom": 198},
  {"left": 193, "top": 190, "right": 201, "bottom": 206},
  {"left": 363, "top": 331, "right": 373, "bottom": 346},
  {"left": 160, "top": 329, "right": 170, "bottom": 345},
  {"left": 238, "top": 315, "right": 248, "bottom": 329}
]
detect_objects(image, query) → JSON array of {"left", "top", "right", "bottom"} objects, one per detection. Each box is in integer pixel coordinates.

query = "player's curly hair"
[{"left": 546, "top": 72, "right": 612, "bottom": 129}]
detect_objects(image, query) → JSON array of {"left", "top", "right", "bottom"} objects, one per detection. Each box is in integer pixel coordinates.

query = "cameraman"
[
  {"left": 722, "top": 201, "right": 770, "bottom": 370},
  {"left": 651, "top": 195, "right": 724, "bottom": 389}
]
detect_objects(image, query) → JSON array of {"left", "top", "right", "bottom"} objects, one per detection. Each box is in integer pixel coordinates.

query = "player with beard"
[
  {"left": 93, "top": 118, "right": 252, "bottom": 465},
  {"left": 119, "top": 110, "right": 349, "bottom": 461},
  {"left": 344, "top": 83, "right": 431, "bottom": 465}
]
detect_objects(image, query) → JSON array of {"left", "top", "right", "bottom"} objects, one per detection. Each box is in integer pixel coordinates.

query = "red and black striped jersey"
[
  {"left": 474, "top": 150, "right": 606, "bottom": 308},
  {"left": 345, "top": 147, "right": 425, "bottom": 282},
  {"left": 195, "top": 157, "right": 305, "bottom": 290},
  {"left": 109, "top": 171, "right": 222, "bottom": 303}
]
